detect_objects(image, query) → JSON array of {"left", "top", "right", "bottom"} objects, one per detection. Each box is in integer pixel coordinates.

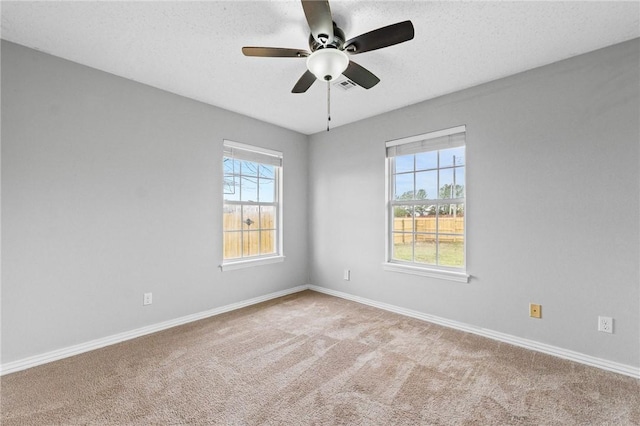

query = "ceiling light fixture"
[
  {"left": 306, "top": 47, "right": 349, "bottom": 131},
  {"left": 306, "top": 48, "right": 349, "bottom": 82}
]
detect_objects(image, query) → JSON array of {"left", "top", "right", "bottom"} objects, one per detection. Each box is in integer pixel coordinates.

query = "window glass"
[
  {"left": 387, "top": 130, "right": 466, "bottom": 271},
  {"left": 258, "top": 179, "right": 275, "bottom": 203},
  {"left": 240, "top": 177, "right": 258, "bottom": 202},
  {"left": 223, "top": 233, "right": 241, "bottom": 259},
  {"left": 260, "top": 206, "right": 276, "bottom": 229},
  {"left": 394, "top": 173, "right": 414, "bottom": 200},
  {"left": 223, "top": 142, "right": 282, "bottom": 262},
  {"left": 440, "top": 146, "right": 465, "bottom": 167},
  {"left": 415, "top": 170, "right": 437, "bottom": 200},
  {"left": 392, "top": 233, "right": 414, "bottom": 262},
  {"left": 260, "top": 230, "right": 276, "bottom": 254},
  {"left": 414, "top": 235, "right": 436, "bottom": 265},
  {"left": 416, "top": 151, "right": 437, "bottom": 170},
  {"left": 241, "top": 160, "right": 258, "bottom": 176},
  {"left": 259, "top": 164, "right": 275, "bottom": 178},
  {"left": 395, "top": 155, "right": 414, "bottom": 173},
  {"left": 223, "top": 205, "right": 242, "bottom": 231},
  {"left": 438, "top": 168, "right": 454, "bottom": 199}
]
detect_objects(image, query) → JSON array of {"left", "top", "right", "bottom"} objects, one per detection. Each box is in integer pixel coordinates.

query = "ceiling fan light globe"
[{"left": 306, "top": 48, "right": 349, "bottom": 82}]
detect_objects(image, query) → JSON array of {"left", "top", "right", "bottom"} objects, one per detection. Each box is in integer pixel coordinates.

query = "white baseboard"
[
  {"left": 308, "top": 285, "right": 640, "bottom": 379},
  {"left": 0, "top": 285, "right": 309, "bottom": 376},
  {"left": 3, "top": 284, "right": 638, "bottom": 379}
]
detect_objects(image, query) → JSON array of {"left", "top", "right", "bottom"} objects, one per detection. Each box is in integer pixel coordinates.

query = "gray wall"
[
  {"left": 1, "top": 41, "right": 309, "bottom": 363},
  {"left": 308, "top": 39, "right": 639, "bottom": 367}
]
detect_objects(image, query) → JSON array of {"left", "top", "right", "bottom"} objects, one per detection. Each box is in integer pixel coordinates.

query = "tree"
[
  {"left": 394, "top": 189, "right": 429, "bottom": 217},
  {"left": 438, "top": 184, "right": 465, "bottom": 215},
  {"left": 439, "top": 183, "right": 464, "bottom": 199}
]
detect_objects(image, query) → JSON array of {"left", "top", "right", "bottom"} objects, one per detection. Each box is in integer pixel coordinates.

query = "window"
[
  {"left": 222, "top": 141, "right": 283, "bottom": 270},
  {"left": 385, "top": 126, "right": 468, "bottom": 282}
]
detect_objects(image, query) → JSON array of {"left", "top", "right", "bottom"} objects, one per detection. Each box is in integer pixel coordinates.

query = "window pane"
[
  {"left": 260, "top": 230, "right": 276, "bottom": 255},
  {"left": 394, "top": 173, "right": 414, "bottom": 200},
  {"left": 395, "top": 155, "right": 414, "bottom": 173},
  {"left": 438, "top": 236, "right": 464, "bottom": 267},
  {"left": 260, "top": 206, "right": 276, "bottom": 229},
  {"left": 240, "top": 160, "right": 258, "bottom": 176},
  {"left": 242, "top": 205, "right": 259, "bottom": 230},
  {"left": 453, "top": 167, "right": 465, "bottom": 198},
  {"left": 392, "top": 233, "right": 413, "bottom": 261},
  {"left": 223, "top": 204, "right": 242, "bottom": 231},
  {"left": 440, "top": 147, "right": 465, "bottom": 167},
  {"left": 223, "top": 175, "right": 240, "bottom": 200},
  {"left": 415, "top": 211, "right": 436, "bottom": 234},
  {"left": 438, "top": 203, "right": 457, "bottom": 216},
  {"left": 242, "top": 231, "right": 260, "bottom": 257},
  {"left": 414, "top": 235, "right": 436, "bottom": 264},
  {"left": 259, "top": 164, "right": 275, "bottom": 178},
  {"left": 438, "top": 168, "right": 454, "bottom": 199},
  {"left": 223, "top": 232, "right": 242, "bottom": 259},
  {"left": 415, "top": 201, "right": 436, "bottom": 219},
  {"left": 240, "top": 176, "right": 258, "bottom": 202},
  {"left": 223, "top": 157, "right": 239, "bottom": 174},
  {"left": 415, "top": 170, "right": 437, "bottom": 200},
  {"left": 393, "top": 206, "right": 413, "bottom": 232},
  {"left": 450, "top": 204, "right": 465, "bottom": 235},
  {"left": 259, "top": 178, "right": 275, "bottom": 203},
  {"left": 437, "top": 208, "right": 459, "bottom": 234},
  {"left": 416, "top": 151, "right": 437, "bottom": 170}
]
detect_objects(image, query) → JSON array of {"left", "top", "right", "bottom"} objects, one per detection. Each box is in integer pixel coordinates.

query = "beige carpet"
[{"left": 2, "top": 290, "right": 639, "bottom": 425}]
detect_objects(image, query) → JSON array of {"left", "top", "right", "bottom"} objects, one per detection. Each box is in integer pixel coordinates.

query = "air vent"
[{"left": 334, "top": 78, "right": 358, "bottom": 91}]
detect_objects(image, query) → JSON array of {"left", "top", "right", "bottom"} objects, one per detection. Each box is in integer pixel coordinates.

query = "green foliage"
[
  {"left": 439, "top": 183, "right": 464, "bottom": 199},
  {"left": 395, "top": 186, "right": 465, "bottom": 217},
  {"left": 394, "top": 189, "right": 430, "bottom": 217},
  {"left": 438, "top": 184, "right": 465, "bottom": 215}
]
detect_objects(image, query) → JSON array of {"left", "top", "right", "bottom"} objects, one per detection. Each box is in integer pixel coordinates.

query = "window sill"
[
  {"left": 382, "top": 262, "right": 470, "bottom": 283},
  {"left": 221, "top": 255, "right": 285, "bottom": 272}
]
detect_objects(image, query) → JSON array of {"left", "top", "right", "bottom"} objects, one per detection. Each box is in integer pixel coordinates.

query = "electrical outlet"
[
  {"left": 343, "top": 269, "right": 350, "bottom": 281},
  {"left": 598, "top": 316, "right": 613, "bottom": 333},
  {"left": 529, "top": 303, "right": 541, "bottom": 319},
  {"left": 143, "top": 292, "right": 153, "bottom": 306}
]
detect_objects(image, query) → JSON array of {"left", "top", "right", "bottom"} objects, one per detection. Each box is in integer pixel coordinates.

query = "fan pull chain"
[{"left": 327, "top": 79, "right": 331, "bottom": 132}]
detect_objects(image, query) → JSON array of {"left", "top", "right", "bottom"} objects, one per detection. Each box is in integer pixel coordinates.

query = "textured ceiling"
[{"left": 2, "top": 1, "right": 639, "bottom": 135}]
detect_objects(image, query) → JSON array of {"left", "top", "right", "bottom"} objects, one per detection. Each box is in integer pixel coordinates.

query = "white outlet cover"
[
  {"left": 143, "top": 293, "right": 153, "bottom": 306},
  {"left": 598, "top": 316, "right": 613, "bottom": 333}
]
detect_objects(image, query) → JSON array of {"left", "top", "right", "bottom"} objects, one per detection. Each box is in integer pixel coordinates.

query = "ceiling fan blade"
[
  {"left": 342, "top": 61, "right": 380, "bottom": 89},
  {"left": 301, "top": 0, "right": 334, "bottom": 44},
  {"left": 242, "top": 47, "right": 310, "bottom": 58},
  {"left": 292, "top": 70, "right": 317, "bottom": 93},
  {"left": 344, "top": 20, "right": 414, "bottom": 54}
]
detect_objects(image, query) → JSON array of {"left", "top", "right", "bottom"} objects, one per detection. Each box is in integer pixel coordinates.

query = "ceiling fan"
[{"left": 242, "top": 0, "right": 415, "bottom": 94}]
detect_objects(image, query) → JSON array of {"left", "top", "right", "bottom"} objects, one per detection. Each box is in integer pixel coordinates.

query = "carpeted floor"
[{"left": 1, "top": 290, "right": 639, "bottom": 425}]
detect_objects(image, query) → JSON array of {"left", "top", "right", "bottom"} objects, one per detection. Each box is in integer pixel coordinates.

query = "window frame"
[
  {"left": 383, "top": 126, "right": 469, "bottom": 283},
  {"left": 221, "top": 140, "right": 284, "bottom": 271}
]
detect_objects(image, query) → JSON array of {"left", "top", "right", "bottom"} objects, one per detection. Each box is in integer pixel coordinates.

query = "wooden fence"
[
  {"left": 393, "top": 216, "right": 464, "bottom": 243},
  {"left": 223, "top": 210, "right": 275, "bottom": 258},
  {"left": 223, "top": 213, "right": 463, "bottom": 257}
]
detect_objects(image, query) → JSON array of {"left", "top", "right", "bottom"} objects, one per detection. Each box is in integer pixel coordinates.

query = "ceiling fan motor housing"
[{"left": 308, "top": 22, "right": 345, "bottom": 51}]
